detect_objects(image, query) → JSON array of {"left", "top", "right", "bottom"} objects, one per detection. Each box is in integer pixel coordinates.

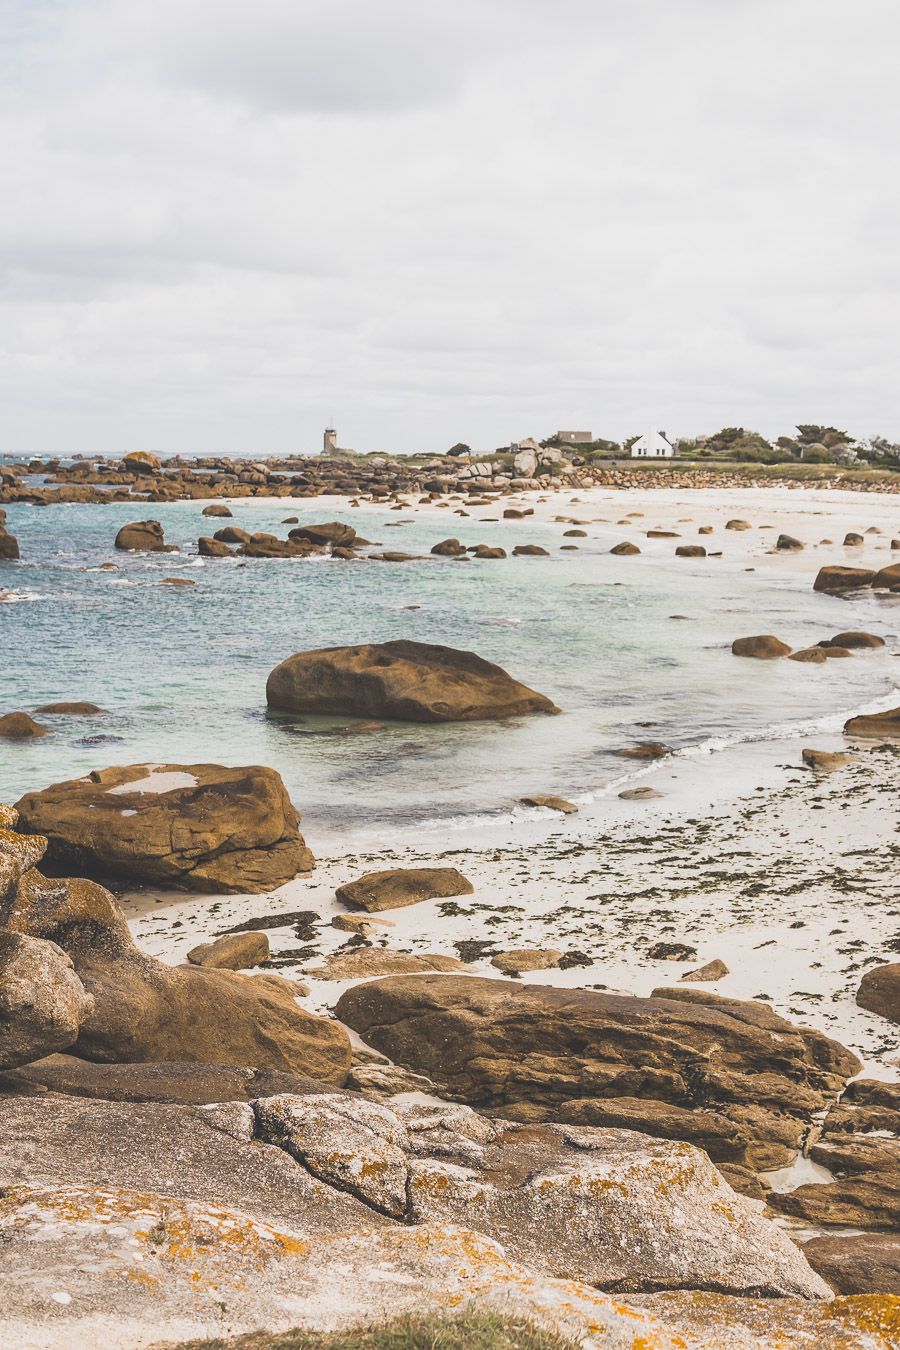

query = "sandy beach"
[{"left": 119, "top": 482, "right": 899, "bottom": 1081}]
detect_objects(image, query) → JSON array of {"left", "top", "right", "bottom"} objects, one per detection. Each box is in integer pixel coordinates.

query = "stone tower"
[{"left": 323, "top": 427, "right": 337, "bottom": 454}]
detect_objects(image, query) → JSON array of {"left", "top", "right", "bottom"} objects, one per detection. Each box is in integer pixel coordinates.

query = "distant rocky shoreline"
[{"left": 1, "top": 447, "right": 899, "bottom": 509}]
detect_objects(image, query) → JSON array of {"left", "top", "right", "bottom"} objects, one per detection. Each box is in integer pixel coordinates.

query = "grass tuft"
[{"left": 163, "top": 1309, "right": 581, "bottom": 1349}]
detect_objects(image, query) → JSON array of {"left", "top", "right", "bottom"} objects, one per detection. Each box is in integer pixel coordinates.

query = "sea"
[{"left": 1, "top": 492, "right": 897, "bottom": 847}]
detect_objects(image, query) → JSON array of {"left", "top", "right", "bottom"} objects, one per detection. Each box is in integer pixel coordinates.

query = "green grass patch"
[{"left": 166, "top": 1309, "right": 580, "bottom": 1349}]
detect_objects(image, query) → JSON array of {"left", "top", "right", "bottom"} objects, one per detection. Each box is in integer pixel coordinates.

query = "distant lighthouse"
[{"left": 323, "top": 427, "right": 337, "bottom": 454}]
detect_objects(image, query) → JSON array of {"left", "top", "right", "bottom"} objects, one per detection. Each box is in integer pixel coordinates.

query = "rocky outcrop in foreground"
[
  {"left": 267, "top": 640, "right": 559, "bottom": 723},
  {"left": 15, "top": 761, "right": 314, "bottom": 892},
  {"left": 1, "top": 1090, "right": 896, "bottom": 1348},
  {"left": 0, "top": 930, "right": 93, "bottom": 1068},
  {"left": 337, "top": 975, "right": 860, "bottom": 1176},
  {"left": 768, "top": 1078, "right": 900, "bottom": 1232},
  {"left": 0, "top": 1091, "right": 826, "bottom": 1297},
  {"left": 0, "top": 815, "right": 349, "bottom": 1079}
]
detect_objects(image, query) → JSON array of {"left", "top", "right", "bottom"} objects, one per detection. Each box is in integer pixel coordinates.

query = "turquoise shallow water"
[{"left": 1, "top": 498, "right": 897, "bottom": 843}]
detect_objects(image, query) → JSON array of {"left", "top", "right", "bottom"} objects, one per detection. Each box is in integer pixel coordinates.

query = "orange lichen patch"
[
  {"left": 124, "top": 1267, "right": 163, "bottom": 1292},
  {"left": 822, "top": 1295, "right": 900, "bottom": 1336},
  {"left": 0, "top": 827, "right": 46, "bottom": 864},
  {"left": 635, "top": 1290, "right": 900, "bottom": 1348},
  {"left": 353, "top": 1225, "right": 683, "bottom": 1348},
  {"left": 1, "top": 1185, "right": 311, "bottom": 1267}
]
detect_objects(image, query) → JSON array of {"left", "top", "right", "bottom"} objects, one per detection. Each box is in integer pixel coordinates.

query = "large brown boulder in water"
[
  {"left": 337, "top": 976, "right": 860, "bottom": 1172},
  {"left": 122, "top": 451, "right": 161, "bottom": 474},
  {"left": 0, "top": 712, "right": 47, "bottom": 739},
  {"left": 813, "top": 565, "right": 876, "bottom": 593},
  {"left": 267, "top": 641, "right": 559, "bottom": 723},
  {"left": 731, "top": 635, "right": 792, "bottom": 659},
  {"left": 0, "top": 860, "right": 350, "bottom": 1081},
  {"left": 114, "top": 520, "right": 171, "bottom": 551},
  {"left": 15, "top": 762, "right": 314, "bottom": 893},
  {"left": 844, "top": 707, "right": 900, "bottom": 739},
  {"left": 288, "top": 521, "right": 357, "bottom": 547},
  {"left": 873, "top": 563, "right": 900, "bottom": 591}
]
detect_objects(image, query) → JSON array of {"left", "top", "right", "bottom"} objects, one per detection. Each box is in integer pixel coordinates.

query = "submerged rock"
[
  {"left": 519, "top": 795, "right": 578, "bottom": 814},
  {"left": 614, "top": 741, "right": 670, "bottom": 760},
  {"left": 731, "top": 635, "right": 792, "bottom": 658},
  {"left": 0, "top": 712, "right": 47, "bottom": 739},
  {"left": 33, "top": 701, "right": 104, "bottom": 715},
  {"left": 825, "top": 631, "right": 886, "bottom": 649},
  {"left": 15, "top": 761, "right": 314, "bottom": 893},
  {"left": 267, "top": 641, "right": 559, "bottom": 723}
]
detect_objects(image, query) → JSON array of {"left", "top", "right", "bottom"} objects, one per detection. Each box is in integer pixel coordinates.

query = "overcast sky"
[{"left": 1, "top": 0, "right": 898, "bottom": 455}]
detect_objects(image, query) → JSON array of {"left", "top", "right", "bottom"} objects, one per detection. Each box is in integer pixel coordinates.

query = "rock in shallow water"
[
  {"left": 731, "top": 635, "right": 792, "bottom": 659},
  {"left": 266, "top": 640, "right": 559, "bottom": 723},
  {"left": 0, "top": 712, "right": 48, "bottom": 738},
  {"left": 844, "top": 706, "right": 900, "bottom": 739},
  {"left": 114, "top": 519, "right": 172, "bottom": 551}
]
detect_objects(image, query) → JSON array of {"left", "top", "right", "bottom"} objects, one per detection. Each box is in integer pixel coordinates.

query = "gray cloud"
[{"left": 0, "top": 0, "right": 898, "bottom": 454}]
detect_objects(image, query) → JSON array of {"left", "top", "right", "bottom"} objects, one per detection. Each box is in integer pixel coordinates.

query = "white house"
[{"left": 630, "top": 431, "right": 674, "bottom": 459}]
